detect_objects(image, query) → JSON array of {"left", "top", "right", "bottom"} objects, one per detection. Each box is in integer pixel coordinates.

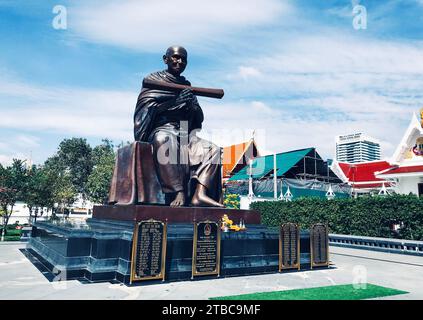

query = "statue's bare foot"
[
  {"left": 170, "top": 191, "right": 185, "bottom": 207},
  {"left": 191, "top": 184, "right": 225, "bottom": 208}
]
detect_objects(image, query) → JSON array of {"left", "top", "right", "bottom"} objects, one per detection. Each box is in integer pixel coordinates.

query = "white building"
[
  {"left": 6, "top": 202, "right": 32, "bottom": 225},
  {"left": 376, "top": 112, "right": 423, "bottom": 197},
  {"left": 5, "top": 193, "right": 94, "bottom": 225},
  {"left": 336, "top": 133, "right": 381, "bottom": 163}
]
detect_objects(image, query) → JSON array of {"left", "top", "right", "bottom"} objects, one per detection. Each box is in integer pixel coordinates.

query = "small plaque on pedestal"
[
  {"left": 310, "top": 223, "right": 329, "bottom": 268},
  {"left": 130, "top": 219, "right": 167, "bottom": 283},
  {"left": 192, "top": 220, "right": 221, "bottom": 278},
  {"left": 279, "top": 223, "right": 300, "bottom": 271}
]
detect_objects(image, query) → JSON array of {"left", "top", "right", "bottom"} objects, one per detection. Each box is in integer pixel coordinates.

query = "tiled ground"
[{"left": 0, "top": 242, "right": 421, "bottom": 300}]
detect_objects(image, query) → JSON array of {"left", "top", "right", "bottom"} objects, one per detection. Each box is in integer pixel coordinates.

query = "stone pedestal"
[
  {"left": 25, "top": 206, "right": 323, "bottom": 285},
  {"left": 92, "top": 204, "right": 261, "bottom": 224}
]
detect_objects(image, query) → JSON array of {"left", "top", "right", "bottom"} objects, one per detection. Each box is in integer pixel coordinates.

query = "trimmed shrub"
[
  {"left": 4, "top": 236, "right": 21, "bottom": 241},
  {"left": 5, "top": 229, "right": 22, "bottom": 236},
  {"left": 251, "top": 195, "right": 423, "bottom": 240}
]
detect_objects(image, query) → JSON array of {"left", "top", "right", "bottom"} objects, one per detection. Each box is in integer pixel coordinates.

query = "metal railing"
[{"left": 329, "top": 233, "right": 423, "bottom": 256}]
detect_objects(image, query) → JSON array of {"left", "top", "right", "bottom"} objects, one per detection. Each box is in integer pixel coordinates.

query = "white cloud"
[
  {"left": 327, "top": 5, "right": 353, "bottom": 18},
  {"left": 251, "top": 101, "right": 275, "bottom": 114},
  {"left": 254, "top": 36, "right": 423, "bottom": 75},
  {"left": 0, "top": 154, "right": 13, "bottom": 166},
  {"left": 70, "top": 0, "right": 291, "bottom": 51},
  {"left": 15, "top": 135, "right": 40, "bottom": 148},
  {"left": 222, "top": 34, "right": 423, "bottom": 142},
  {"left": 0, "top": 77, "right": 135, "bottom": 141},
  {"left": 2, "top": 9, "right": 422, "bottom": 164},
  {"left": 199, "top": 98, "right": 408, "bottom": 160},
  {"left": 0, "top": 76, "right": 137, "bottom": 165},
  {"left": 237, "top": 66, "right": 262, "bottom": 80},
  {"left": 0, "top": 73, "right": 414, "bottom": 164},
  {"left": 0, "top": 153, "right": 28, "bottom": 167},
  {"left": 0, "top": 131, "right": 38, "bottom": 166},
  {"left": 0, "top": 141, "right": 8, "bottom": 150}
]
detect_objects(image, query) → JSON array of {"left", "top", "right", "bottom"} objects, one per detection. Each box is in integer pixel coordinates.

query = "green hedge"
[
  {"left": 251, "top": 195, "right": 423, "bottom": 240},
  {"left": 1, "top": 225, "right": 23, "bottom": 240},
  {"left": 4, "top": 236, "right": 21, "bottom": 241},
  {"left": 5, "top": 229, "right": 22, "bottom": 236}
]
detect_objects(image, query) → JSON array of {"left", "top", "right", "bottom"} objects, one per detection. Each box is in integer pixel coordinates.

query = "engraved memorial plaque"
[
  {"left": 192, "top": 220, "right": 221, "bottom": 277},
  {"left": 279, "top": 223, "right": 300, "bottom": 271},
  {"left": 310, "top": 223, "right": 329, "bottom": 268},
  {"left": 130, "top": 219, "right": 167, "bottom": 283}
]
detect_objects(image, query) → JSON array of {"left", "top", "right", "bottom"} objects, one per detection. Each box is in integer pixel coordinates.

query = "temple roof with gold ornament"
[{"left": 391, "top": 112, "right": 423, "bottom": 165}]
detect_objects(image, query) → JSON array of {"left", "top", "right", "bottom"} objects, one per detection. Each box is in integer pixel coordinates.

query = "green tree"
[
  {"left": 57, "top": 138, "right": 93, "bottom": 196},
  {"left": 86, "top": 139, "right": 116, "bottom": 204},
  {"left": 54, "top": 176, "right": 77, "bottom": 215},
  {"left": 0, "top": 160, "right": 27, "bottom": 240},
  {"left": 24, "top": 165, "right": 57, "bottom": 222},
  {"left": 8, "top": 159, "right": 28, "bottom": 199},
  {"left": 43, "top": 155, "right": 77, "bottom": 217}
]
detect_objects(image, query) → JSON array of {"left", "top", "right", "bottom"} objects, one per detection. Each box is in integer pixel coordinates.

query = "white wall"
[
  {"left": 4, "top": 198, "right": 93, "bottom": 225},
  {"left": 4, "top": 202, "right": 52, "bottom": 225},
  {"left": 240, "top": 196, "right": 277, "bottom": 210},
  {"left": 394, "top": 176, "right": 421, "bottom": 196}
]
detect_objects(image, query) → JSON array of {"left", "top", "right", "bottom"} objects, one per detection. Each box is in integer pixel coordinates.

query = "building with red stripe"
[{"left": 332, "top": 112, "right": 423, "bottom": 197}]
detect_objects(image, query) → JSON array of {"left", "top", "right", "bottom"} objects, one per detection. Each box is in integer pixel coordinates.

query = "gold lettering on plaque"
[
  {"left": 310, "top": 223, "right": 329, "bottom": 268},
  {"left": 279, "top": 223, "right": 300, "bottom": 271},
  {"left": 130, "top": 219, "right": 167, "bottom": 283},
  {"left": 192, "top": 220, "right": 221, "bottom": 277}
]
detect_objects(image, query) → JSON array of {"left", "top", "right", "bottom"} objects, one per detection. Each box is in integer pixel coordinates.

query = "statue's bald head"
[
  {"left": 163, "top": 45, "right": 188, "bottom": 76},
  {"left": 165, "top": 45, "right": 187, "bottom": 58}
]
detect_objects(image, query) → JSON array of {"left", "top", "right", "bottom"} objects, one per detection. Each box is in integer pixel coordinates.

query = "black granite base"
[{"left": 26, "top": 218, "right": 325, "bottom": 285}]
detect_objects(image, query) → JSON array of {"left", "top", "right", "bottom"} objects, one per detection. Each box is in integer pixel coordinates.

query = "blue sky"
[{"left": 1, "top": 0, "right": 423, "bottom": 165}]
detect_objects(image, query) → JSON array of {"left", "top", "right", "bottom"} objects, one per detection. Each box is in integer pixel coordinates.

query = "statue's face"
[{"left": 163, "top": 47, "right": 187, "bottom": 76}]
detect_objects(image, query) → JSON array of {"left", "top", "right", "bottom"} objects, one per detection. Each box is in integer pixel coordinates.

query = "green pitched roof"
[{"left": 228, "top": 148, "right": 313, "bottom": 181}]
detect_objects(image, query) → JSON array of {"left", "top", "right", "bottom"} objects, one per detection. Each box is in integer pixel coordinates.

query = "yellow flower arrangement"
[{"left": 221, "top": 214, "right": 246, "bottom": 232}]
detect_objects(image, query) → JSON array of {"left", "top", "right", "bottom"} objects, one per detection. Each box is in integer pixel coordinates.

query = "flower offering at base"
[{"left": 220, "top": 214, "right": 247, "bottom": 232}]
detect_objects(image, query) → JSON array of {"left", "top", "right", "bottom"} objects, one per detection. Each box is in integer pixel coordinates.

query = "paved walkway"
[{"left": 0, "top": 242, "right": 422, "bottom": 300}]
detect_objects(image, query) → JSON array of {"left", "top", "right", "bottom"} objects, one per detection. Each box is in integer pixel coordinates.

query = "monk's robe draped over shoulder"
[{"left": 134, "top": 70, "right": 204, "bottom": 142}]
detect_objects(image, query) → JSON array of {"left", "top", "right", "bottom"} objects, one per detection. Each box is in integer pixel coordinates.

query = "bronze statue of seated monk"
[{"left": 110, "top": 46, "right": 224, "bottom": 208}]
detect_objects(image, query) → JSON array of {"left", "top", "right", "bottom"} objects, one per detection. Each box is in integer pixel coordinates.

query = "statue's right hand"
[{"left": 175, "top": 88, "right": 194, "bottom": 106}]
